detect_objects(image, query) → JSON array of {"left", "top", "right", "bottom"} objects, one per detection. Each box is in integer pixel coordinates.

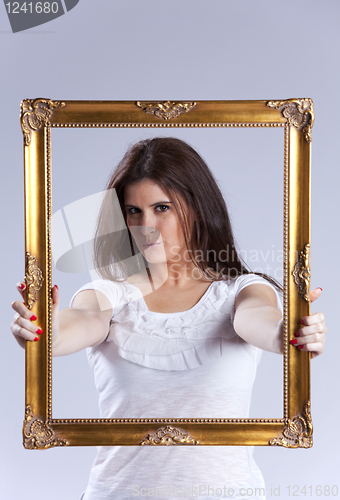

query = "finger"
[
  {"left": 291, "top": 332, "right": 326, "bottom": 347},
  {"left": 300, "top": 311, "right": 325, "bottom": 328},
  {"left": 12, "top": 299, "right": 37, "bottom": 321},
  {"left": 12, "top": 315, "right": 43, "bottom": 338},
  {"left": 296, "top": 341, "right": 325, "bottom": 357},
  {"left": 310, "top": 287, "right": 322, "bottom": 303},
  {"left": 11, "top": 320, "right": 40, "bottom": 342},
  {"left": 295, "top": 322, "right": 327, "bottom": 338}
]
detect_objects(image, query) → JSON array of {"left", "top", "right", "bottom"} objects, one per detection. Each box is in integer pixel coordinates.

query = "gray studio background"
[{"left": 1, "top": 1, "right": 339, "bottom": 499}]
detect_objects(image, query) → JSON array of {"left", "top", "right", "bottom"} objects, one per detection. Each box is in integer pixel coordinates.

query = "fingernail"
[
  {"left": 298, "top": 345, "right": 304, "bottom": 349},
  {"left": 34, "top": 337, "right": 39, "bottom": 342},
  {"left": 317, "top": 287, "right": 323, "bottom": 291},
  {"left": 295, "top": 331, "right": 300, "bottom": 337},
  {"left": 290, "top": 339, "right": 298, "bottom": 345},
  {"left": 30, "top": 315, "right": 37, "bottom": 321},
  {"left": 36, "top": 328, "right": 43, "bottom": 334},
  {"left": 300, "top": 319, "right": 305, "bottom": 325},
  {"left": 54, "top": 285, "right": 58, "bottom": 290},
  {"left": 18, "top": 283, "right": 25, "bottom": 290}
]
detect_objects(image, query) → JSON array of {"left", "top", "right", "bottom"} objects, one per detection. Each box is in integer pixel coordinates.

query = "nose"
[
  {"left": 133, "top": 212, "right": 158, "bottom": 238},
  {"left": 140, "top": 225, "right": 157, "bottom": 236}
]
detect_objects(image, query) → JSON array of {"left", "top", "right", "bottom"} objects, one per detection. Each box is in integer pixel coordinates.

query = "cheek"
[
  {"left": 165, "top": 221, "right": 185, "bottom": 244},
  {"left": 127, "top": 224, "right": 139, "bottom": 241}
]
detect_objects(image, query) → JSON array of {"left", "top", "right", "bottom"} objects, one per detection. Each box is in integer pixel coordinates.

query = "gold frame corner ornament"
[
  {"left": 20, "top": 98, "right": 65, "bottom": 146},
  {"left": 25, "top": 252, "right": 44, "bottom": 310},
  {"left": 266, "top": 98, "right": 314, "bottom": 143},
  {"left": 269, "top": 402, "right": 313, "bottom": 448},
  {"left": 292, "top": 244, "right": 311, "bottom": 302},
  {"left": 140, "top": 426, "right": 200, "bottom": 446},
  {"left": 23, "top": 405, "right": 69, "bottom": 449},
  {"left": 136, "top": 100, "right": 197, "bottom": 120}
]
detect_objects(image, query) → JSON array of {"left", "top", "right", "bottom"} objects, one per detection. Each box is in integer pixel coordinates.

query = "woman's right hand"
[{"left": 11, "top": 282, "right": 60, "bottom": 348}]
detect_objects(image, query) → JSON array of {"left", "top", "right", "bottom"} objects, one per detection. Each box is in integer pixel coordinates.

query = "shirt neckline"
[{"left": 123, "top": 280, "right": 219, "bottom": 316}]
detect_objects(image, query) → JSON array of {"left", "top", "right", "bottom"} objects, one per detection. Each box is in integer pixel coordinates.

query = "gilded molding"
[
  {"left": 140, "top": 426, "right": 199, "bottom": 446},
  {"left": 25, "top": 253, "right": 44, "bottom": 310},
  {"left": 269, "top": 402, "right": 313, "bottom": 448},
  {"left": 23, "top": 405, "right": 69, "bottom": 449},
  {"left": 292, "top": 244, "right": 311, "bottom": 302},
  {"left": 266, "top": 98, "right": 314, "bottom": 142},
  {"left": 136, "top": 101, "right": 196, "bottom": 120},
  {"left": 21, "top": 98, "right": 65, "bottom": 146}
]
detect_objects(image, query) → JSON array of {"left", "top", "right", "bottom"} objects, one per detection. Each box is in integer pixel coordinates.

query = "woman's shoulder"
[
  {"left": 221, "top": 273, "right": 282, "bottom": 311},
  {"left": 70, "top": 278, "right": 130, "bottom": 311},
  {"left": 215, "top": 273, "right": 280, "bottom": 298}
]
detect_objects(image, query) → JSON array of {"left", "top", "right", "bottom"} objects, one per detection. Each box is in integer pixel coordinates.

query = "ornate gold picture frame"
[{"left": 21, "top": 99, "right": 313, "bottom": 449}]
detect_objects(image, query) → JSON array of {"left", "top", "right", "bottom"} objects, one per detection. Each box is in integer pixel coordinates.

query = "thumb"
[
  {"left": 16, "top": 280, "right": 27, "bottom": 301},
  {"left": 310, "top": 287, "right": 322, "bottom": 303},
  {"left": 51, "top": 285, "right": 60, "bottom": 310}
]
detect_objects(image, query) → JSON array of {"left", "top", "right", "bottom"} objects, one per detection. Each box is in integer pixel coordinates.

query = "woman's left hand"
[{"left": 290, "top": 288, "right": 327, "bottom": 359}]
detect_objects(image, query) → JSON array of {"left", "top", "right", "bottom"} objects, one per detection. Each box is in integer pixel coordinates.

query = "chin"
[
  {"left": 141, "top": 247, "right": 167, "bottom": 264},
  {"left": 142, "top": 254, "right": 168, "bottom": 265}
]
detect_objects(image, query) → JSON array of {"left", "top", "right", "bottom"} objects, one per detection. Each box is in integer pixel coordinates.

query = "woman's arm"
[
  {"left": 233, "top": 284, "right": 327, "bottom": 357},
  {"left": 53, "top": 288, "right": 113, "bottom": 356},
  {"left": 233, "top": 284, "right": 283, "bottom": 354},
  {"left": 11, "top": 284, "right": 113, "bottom": 357}
]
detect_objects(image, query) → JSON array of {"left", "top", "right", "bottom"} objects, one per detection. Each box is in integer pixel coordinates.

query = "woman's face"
[{"left": 124, "top": 179, "right": 188, "bottom": 265}]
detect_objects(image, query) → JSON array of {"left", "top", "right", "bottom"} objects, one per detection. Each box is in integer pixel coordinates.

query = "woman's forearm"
[
  {"left": 53, "top": 307, "right": 110, "bottom": 357},
  {"left": 233, "top": 305, "right": 283, "bottom": 354}
]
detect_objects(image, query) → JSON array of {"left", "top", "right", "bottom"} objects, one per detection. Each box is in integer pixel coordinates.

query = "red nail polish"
[
  {"left": 18, "top": 283, "right": 25, "bottom": 290},
  {"left": 54, "top": 285, "right": 58, "bottom": 290},
  {"left": 30, "top": 315, "right": 37, "bottom": 321},
  {"left": 298, "top": 345, "right": 304, "bottom": 349},
  {"left": 34, "top": 337, "right": 39, "bottom": 341},
  {"left": 295, "top": 331, "right": 300, "bottom": 337},
  {"left": 317, "top": 287, "right": 323, "bottom": 291},
  {"left": 290, "top": 339, "right": 298, "bottom": 345},
  {"left": 300, "top": 319, "right": 305, "bottom": 325},
  {"left": 36, "top": 328, "right": 43, "bottom": 334}
]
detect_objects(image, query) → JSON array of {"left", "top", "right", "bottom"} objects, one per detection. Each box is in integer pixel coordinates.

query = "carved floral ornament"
[
  {"left": 25, "top": 252, "right": 44, "bottom": 310},
  {"left": 21, "top": 98, "right": 65, "bottom": 146},
  {"left": 270, "top": 402, "right": 313, "bottom": 448},
  {"left": 292, "top": 244, "right": 311, "bottom": 302},
  {"left": 266, "top": 98, "right": 314, "bottom": 143},
  {"left": 23, "top": 405, "right": 69, "bottom": 449},
  {"left": 136, "top": 101, "right": 197, "bottom": 120},
  {"left": 140, "top": 426, "right": 199, "bottom": 446}
]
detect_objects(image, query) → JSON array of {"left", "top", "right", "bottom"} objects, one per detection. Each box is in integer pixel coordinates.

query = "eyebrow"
[{"left": 124, "top": 201, "right": 173, "bottom": 208}]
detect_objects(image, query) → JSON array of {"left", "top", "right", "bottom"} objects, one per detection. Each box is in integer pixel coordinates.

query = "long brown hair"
[{"left": 94, "top": 137, "right": 281, "bottom": 290}]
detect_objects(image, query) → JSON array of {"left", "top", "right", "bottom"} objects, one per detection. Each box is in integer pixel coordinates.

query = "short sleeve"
[
  {"left": 69, "top": 279, "right": 127, "bottom": 318},
  {"left": 230, "top": 274, "right": 283, "bottom": 323}
]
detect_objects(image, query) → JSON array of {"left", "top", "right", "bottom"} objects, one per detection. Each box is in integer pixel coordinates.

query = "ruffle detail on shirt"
[{"left": 107, "top": 281, "right": 238, "bottom": 371}]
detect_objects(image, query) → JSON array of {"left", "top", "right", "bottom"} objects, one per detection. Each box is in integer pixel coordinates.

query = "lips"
[{"left": 143, "top": 242, "right": 161, "bottom": 249}]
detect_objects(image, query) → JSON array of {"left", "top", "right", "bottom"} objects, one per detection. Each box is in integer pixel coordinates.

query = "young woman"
[{"left": 11, "top": 138, "right": 326, "bottom": 500}]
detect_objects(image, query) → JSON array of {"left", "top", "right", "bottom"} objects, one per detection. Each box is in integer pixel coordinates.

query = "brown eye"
[
  {"left": 155, "top": 205, "right": 170, "bottom": 212},
  {"left": 126, "top": 207, "right": 140, "bottom": 215}
]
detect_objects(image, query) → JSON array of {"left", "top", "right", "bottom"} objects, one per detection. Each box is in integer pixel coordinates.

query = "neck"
[{"left": 147, "top": 257, "right": 208, "bottom": 289}]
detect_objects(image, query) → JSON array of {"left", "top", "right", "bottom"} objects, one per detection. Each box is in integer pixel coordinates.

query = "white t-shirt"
[{"left": 72, "top": 274, "right": 281, "bottom": 500}]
